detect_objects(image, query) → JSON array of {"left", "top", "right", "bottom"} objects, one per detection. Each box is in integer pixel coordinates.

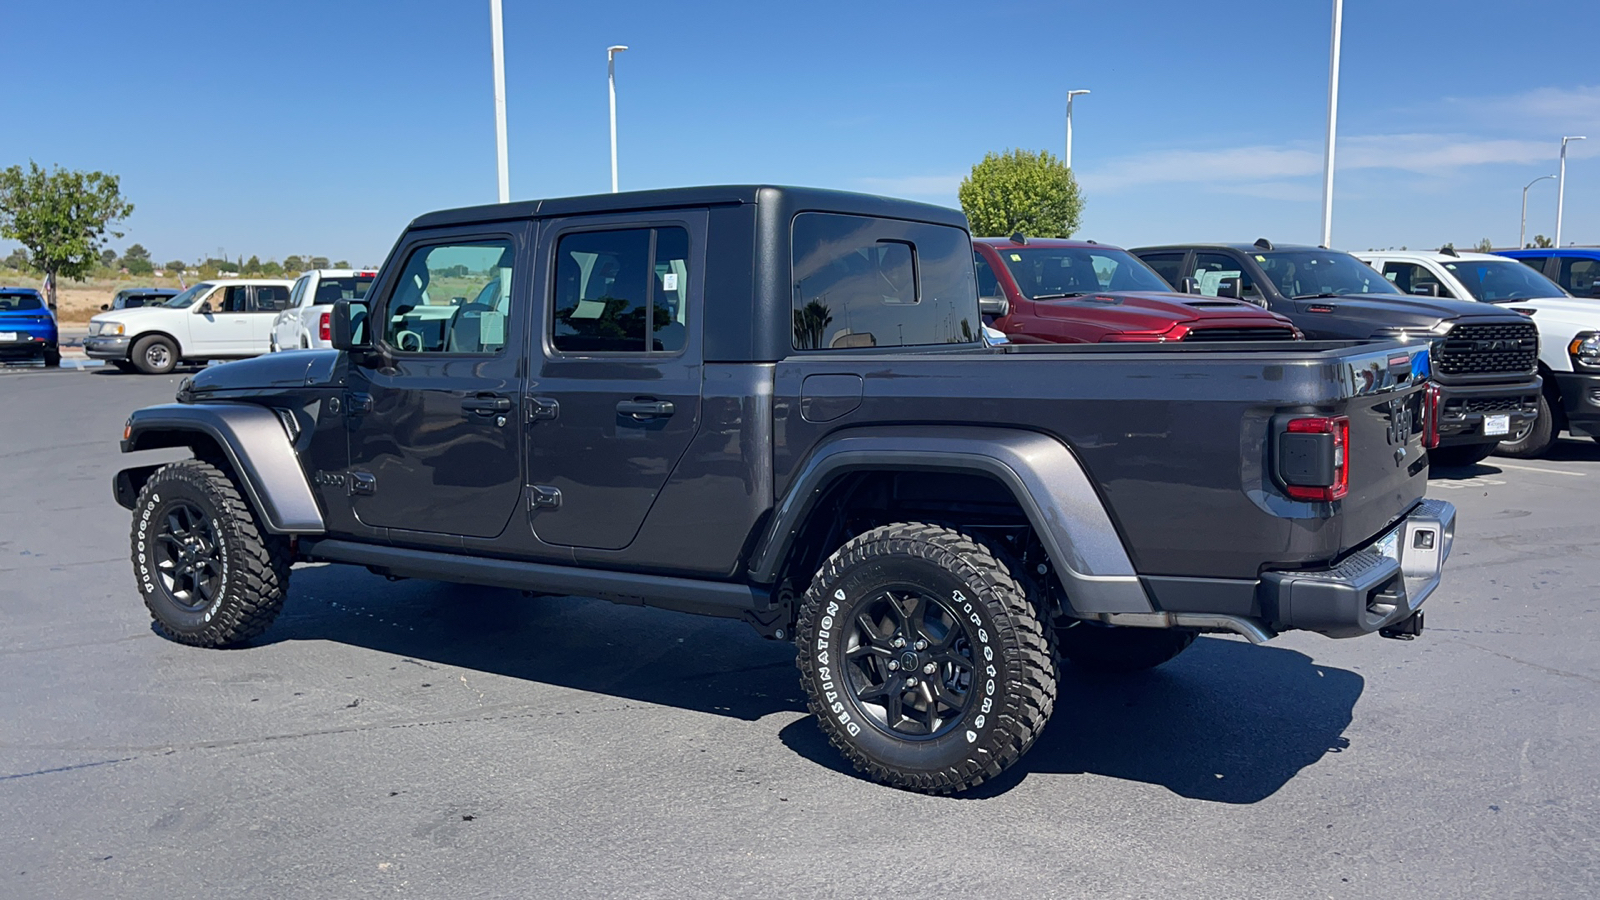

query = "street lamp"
[
  {"left": 608, "top": 45, "right": 629, "bottom": 193},
  {"left": 1521, "top": 174, "right": 1555, "bottom": 249},
  {"left": 1319, "top": 0, "right": 1344, "bottom": 249},
  {"left": 1556, "top": 135, "right": 1586, "bottom": 248},
  {"left": 489, "top": 0, "right": 509, "bottom": 203},
  {"left": 1064, "top": 89, "right": 1090, "bottom": 169}
]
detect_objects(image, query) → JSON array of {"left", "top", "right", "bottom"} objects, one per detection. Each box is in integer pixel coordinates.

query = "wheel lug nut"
[
  {"left": 887, "top": 660, "right": 899, "bottom": 670},
  {"left": 905, "top": 677, "right": 918, "bottom": 688},
  {"left": 891, "top": 637, "right": 905, "bottom": 648},
  {"left": 923, "top": 662, "right": 936, "bottom": 675},
  {"left": 914, "top": 640, "right": 927, "bottom": 651}
]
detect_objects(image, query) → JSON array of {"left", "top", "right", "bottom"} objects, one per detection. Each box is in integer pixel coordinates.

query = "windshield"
[
  {"left": 997, "top": 246, "right": 1172, "bottom": 299},
  {"left": 1444, "top": 260, "right": 1568, "bottom": 303},
  {"left": 159, "top": 283, "right": 213, "bottom": 309},
  {"left": 1256, "top": 251, "right": 1391, "bottom": 299},
  {"left": 0, "top": 292, "right": 44, "bottom": 311}
]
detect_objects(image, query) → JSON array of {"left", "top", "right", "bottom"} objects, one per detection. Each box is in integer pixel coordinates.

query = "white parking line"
[{"left": 1494, "top": 461, "right": 1587, "bottom": 477}]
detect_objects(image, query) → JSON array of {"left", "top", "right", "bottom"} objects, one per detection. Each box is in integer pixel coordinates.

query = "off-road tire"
[
  {"left": 131, "top": 334, "right": 178, "bottom": 375},
  {"left": 1494, "top": 393, "right": 1556, "bottom": 459},
  {"left": 795, "top": 523, "right": 1057, "bottom": 794},
  {"left": 131, "top": 459, "right": 291, "bottom": 648},
  {"left": 1057, "top": 622, "right": 1196, "bottom": 673},
  {"left": 1430, "top": 442, "right": 1497, "bottom": 468}
]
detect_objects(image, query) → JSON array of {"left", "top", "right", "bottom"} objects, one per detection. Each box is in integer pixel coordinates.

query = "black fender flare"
[
  {"left": 116, "top": 402, "right": 325, "bottom": 534},
  {"left": 748, "top": 426, "right": 1152, "bottom": 615}
]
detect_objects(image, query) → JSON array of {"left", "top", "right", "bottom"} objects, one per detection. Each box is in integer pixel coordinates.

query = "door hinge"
[
  {"left": 528, "top": 485, "right": 561, "bottom": 510},
  {"left": 527, "top": 397, "right": 559, "bottom": 422},
  {"left": 349, "top": 471, "right": 376, "bottom": 496},
  {"left": 347, "top": 392, "right": 373, "bottom": 415}
]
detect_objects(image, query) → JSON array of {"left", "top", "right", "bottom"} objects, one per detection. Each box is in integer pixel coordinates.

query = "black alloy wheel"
[
  {"left": 844, "top": 587, "right": 975, "bottom": 740},
  {"left": 152, "top": 499, "right": 224, "bottom": 611}
]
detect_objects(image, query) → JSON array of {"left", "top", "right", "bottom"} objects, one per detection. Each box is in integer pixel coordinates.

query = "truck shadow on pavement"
[{"left": 268, "top": 566, "right": 1362, "bottom": 803}]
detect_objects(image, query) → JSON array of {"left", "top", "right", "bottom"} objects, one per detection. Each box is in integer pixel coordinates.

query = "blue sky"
[{"left": 6, "top": 0, "right": 1599, "bottom": 266}]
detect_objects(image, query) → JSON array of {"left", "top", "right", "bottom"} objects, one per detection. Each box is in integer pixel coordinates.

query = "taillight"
[
  {"left": 1278, "top": 415, "right": 1350, "bottom": 502},
  {"left": 318, "top": 311, "right": 331, "bottom": 342},
  {"left": 1422, "top": 384, "right": 1441, "bottom": 450}
]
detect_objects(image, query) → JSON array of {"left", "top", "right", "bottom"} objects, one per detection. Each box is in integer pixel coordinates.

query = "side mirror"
[
  {"left": 1217, "top": 277, "right": 1243, "bottom": 300},
  {"left": 1410, "top": 284, "right": 1440, "bottom": 297},
  {"left": 1588, "top": 284, "right": 1600, "bottom": 298},
  {"left": 197, "top": 302, "right": 213, "bottom": 314},
  {"left": 1179, "top": 276, "right": 1198, "bottom": 294},
  {"left": 978, "top": 296, "right": 1010, "bottom": 318},
  {"left": 100, "top": 303, "right": 109, "bottom": 311},
  {"left": 330, "top": 299, "right": 371, "bottom": 351}
]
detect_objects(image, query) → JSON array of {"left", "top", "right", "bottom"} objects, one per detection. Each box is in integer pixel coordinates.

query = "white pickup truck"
[
  {"left": 1357, "top": 248, "right": 1600, "bottom": 457},
  {"left": 269, "top": 269, "right": 377, "bottom": 352},
  {"left": 83, "top": 278, "right": 294, "bottom": 374}
]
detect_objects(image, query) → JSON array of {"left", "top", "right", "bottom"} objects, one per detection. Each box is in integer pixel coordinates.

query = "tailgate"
[{"left": 1328, "top": 343, "right": 1431, "bottom": 557}]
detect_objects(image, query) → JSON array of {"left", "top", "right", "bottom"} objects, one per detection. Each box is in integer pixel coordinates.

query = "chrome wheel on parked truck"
[{"left": 795, "top": 523, "right": 1057, "bottom": 794}]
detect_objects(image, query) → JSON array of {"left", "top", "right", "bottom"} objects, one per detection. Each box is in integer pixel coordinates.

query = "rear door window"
[
  {"left": 1559, "top": 257, "right": 1600, "bottom": 297},
  {"left": 974, "top": 251, "right": 1001, "bottom": 299},
  {"left": 252, "top": 285, "right": 292, "bottom": 312},
  {"left": 1381, "top": 262, "right": 1453, "bottom": 298},
  {"left": 1192, "top": 252, "right": 1263, "bottom": 301},
  {"left": 791, "top": 212, "right": 977, "bottom": 350},
  {"left": 551, "top": 226, "right": 690, "bottom": 354},
  {"left": 1137, "top": 252, "right": 1186, "bottom": 289}
]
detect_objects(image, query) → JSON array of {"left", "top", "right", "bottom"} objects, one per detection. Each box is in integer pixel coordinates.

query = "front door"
[
  {"left": 344, "top": 227, "right": 528, "bottom": 539},
  {"left": 525, "top": 212, "right": 706, "bottom": 551},
  {"left": 192, "top": 284, "right": 254, "bottom": 355}
]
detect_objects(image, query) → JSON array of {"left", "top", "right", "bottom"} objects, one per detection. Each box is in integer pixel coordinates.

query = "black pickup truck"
[
  {"left": 1131, "top": 241, "right": 1541, "bottom": 467},
  {"left": 114, "top": 186, "right": 1455, "bottom": 793}
]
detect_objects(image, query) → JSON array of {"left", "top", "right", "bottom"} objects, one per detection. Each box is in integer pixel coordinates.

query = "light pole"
[
  {"left": 1556, "top": 135, "right": 1586, "bottom": 248},
  {"left": 1521, "top": 174, "right": 1555, "bottom": 249},
  {"left": 1064, "top": 89, "right": 1090, "bottom": 169},
  {"left": 1319, "top": 0, "right": 1344, "bottom": 249},
  {"left": 608, "top": 45, "right": 628, "bottom": 193},
  {"left": 489, "top": 0, "right": 509, "bottom": 203}
]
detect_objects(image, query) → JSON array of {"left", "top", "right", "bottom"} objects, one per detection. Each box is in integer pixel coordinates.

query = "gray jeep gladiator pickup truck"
[{"left": 115, "top": 186, "right": 1456, "bottom": 793}]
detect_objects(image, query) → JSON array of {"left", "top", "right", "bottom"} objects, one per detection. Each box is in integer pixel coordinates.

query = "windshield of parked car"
[
  {"left": 309, "top": 276, "right": 374, "bottom": 305},
  {"left": 1444, "top": 260, "right": 1568, "bottom": 303},
  {"left": 996, "top": 246, "right": 1172, "bottom": 299},
  {"left": 159, "top": 283, "right": 213, "bottom": 308},
  {"left": 1256, "top": 251, "right": 1391, "bottom": 299},
  {"left": 0, "top": 292, "right": 44, "bottom": 311}
]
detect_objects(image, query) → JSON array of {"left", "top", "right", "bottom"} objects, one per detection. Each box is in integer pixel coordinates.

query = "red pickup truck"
[{"left": 974, "top": 236, "right": 1301, "bottom": 343}]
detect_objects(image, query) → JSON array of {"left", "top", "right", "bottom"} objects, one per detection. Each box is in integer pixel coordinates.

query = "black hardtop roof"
[
  {"left": 1132, "top": 242, "right": 1331, "bottom": 254},
  {"left": 409, "top": 184, "right": 969, "bottom": 231}
]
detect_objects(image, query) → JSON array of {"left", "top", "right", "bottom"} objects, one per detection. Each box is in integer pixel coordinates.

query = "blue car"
[
  {"left": 0, "top": 287, "right": 61, "bottom": 367},
  {"left": 1497, "top": 248, "right": 1600, "bottom": 300}
]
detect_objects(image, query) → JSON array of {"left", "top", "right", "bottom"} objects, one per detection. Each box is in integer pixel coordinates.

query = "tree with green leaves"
[
  {"left": 283, "top": 255, "right": 305, "bottom": 272},
  {"left": 124, "top": 243, "right": 150, "bottom": 264},
  {"left": 310, "top": 256, "right": 330, "bottom": 270},
  {"left": 260, "top": 260, "right": 284, "bottom": 277},
  {"left": 100, "top": 248, "right": 118, "bottom": 267},
  {"left": 245, "top": 254, "right": 262, "bottom": 274},
  {"left": 1474, "top": 238, "right": 1494, "bottom": 253},
  {"left": 333, "top": 260, "right": 350, "bottom": 268},
  {"left": 3, "top": 248, "right": 25, "bottom": 269},
  {"left": 165, "top": 260, "right": 187, "bottom": 274},
  {"left": 0, "top": 161, "right": 134, "bottom": 309},
  {"left": 1532, "top": 234, "right": 1553, "bottom": 249},
  {"left": 957, "top": 149, "right": 1083, "bottom": 239}
]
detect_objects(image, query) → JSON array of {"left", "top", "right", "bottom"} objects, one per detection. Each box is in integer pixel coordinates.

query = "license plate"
[
  {"left": 1376, "top": 529, "right": 1400, "bottom": 562},
  {"left": 0, "top": 332, "right": 17, "bottom": 342},
  {"left": 1485, "top": 414, "right": 1511, "bottom": 436}
]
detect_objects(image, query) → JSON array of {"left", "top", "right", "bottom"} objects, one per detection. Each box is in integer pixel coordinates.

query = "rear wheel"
[
  {"left": 131, "top": 459, "right": 291, "bottom": 647},
  {"left": 131, "top": 334, "right": 178, "bottom": 375},
  {"left": 42, "top": 349, "right": 61, "bottom": 367},
  {"left": 1495, "top": 393, "right": 1556, "bottom": 458},
  {"left": 1057, "top": 622, "right": 1196, "bottom": 673},
  {"left": 795, "top": 522, "right": 1057, "bottom": 794},
  {"left": 1430, "top": 442, "right": 1497, "bottom": 468}
]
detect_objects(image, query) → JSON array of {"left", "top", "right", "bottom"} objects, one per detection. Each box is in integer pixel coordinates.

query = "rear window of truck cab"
[{"left": 790, "top": 213, "right": 978, "bottom": 350}]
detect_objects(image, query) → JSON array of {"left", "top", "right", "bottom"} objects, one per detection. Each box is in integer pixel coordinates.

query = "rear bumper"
[
  {"left": 83, "top": 335, "right": 132, "bottom": 360},
  {"left": 0, "top": 333, "right": 56, "bottom": 358},
  {"left": 1260, "top": 499, "right": 1456, "bottom": 638},
  {"left": 1553, "top": 370, "right": 1600, "bottom": 438},
  {"left": 1435, "top": 376, "right": 1541, "bottom": 446}
]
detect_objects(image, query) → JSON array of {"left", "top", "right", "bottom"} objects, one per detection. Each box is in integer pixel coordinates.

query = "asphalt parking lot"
[{"left": 2, "top": 364, "right": 1598, "bottom": 899}]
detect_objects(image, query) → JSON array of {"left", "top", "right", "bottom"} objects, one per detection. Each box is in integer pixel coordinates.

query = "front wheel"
[
  {"left": 795, "top": 523, "right": 1057, "bottom": 794},
  {"left": 131, "top": 459, "right": 291, "bottom": 647},
  {"left": 131, "top": 334, "right": 178, "bottom": 375},
  {"left": 1495, "top": 393, "right": 1556, "bottom": 459},
  {"left": 1430, "top": 442, "right": 1497, "bottom": 468},
  {"left": 1057, "top": 622, "right": 1196, "bottom": 673}
]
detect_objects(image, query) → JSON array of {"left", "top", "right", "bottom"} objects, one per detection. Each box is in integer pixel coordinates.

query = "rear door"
[
  {"left": 248, "top": 283, "right": 292, "bottom": 352},
  {"left": 524, "top": 211, "right": 706, "bottom": 551},
  {"left": 276, "top": 275, "right": 310, "bottom": 349},
  {"left": 344, "top": 227, "right": 529, "bottom": 539}
]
